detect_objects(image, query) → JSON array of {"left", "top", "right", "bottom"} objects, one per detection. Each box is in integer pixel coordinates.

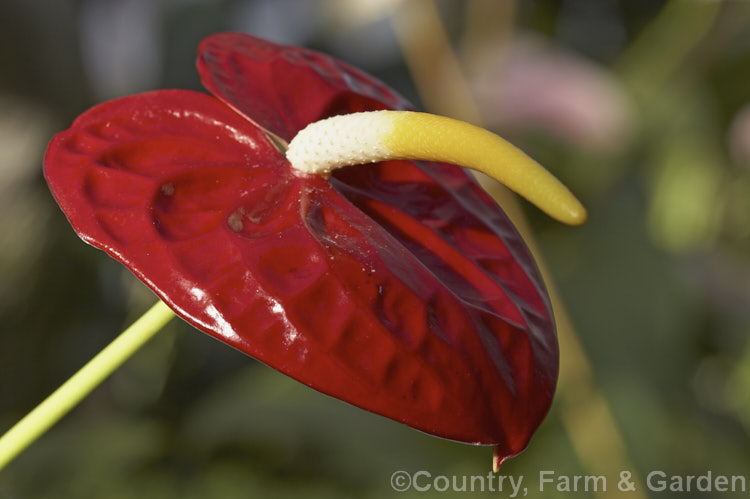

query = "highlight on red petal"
[
  {"left": 44, "top": 33, "right": 558, "bottom": 462},
  {"left": 197, "top": 32, "right": 412, "bottom": 141}
]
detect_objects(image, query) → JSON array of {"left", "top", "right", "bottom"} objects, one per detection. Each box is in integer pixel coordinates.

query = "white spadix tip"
[{"left": 286, "top": 111, "right": 396, "bottom": 174}]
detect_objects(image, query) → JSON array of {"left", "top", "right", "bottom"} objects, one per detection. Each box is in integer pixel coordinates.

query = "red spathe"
[{"left": 44, "top": 33, "right": 557, "bottom": 461}]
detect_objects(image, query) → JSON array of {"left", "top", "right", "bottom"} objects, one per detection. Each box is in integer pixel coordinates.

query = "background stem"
[{"left": 0, "top": 300, "right": 175, "bottom": 471}]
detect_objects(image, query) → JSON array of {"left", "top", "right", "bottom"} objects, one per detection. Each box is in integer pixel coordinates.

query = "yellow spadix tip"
[{"left": 286, "top": 110, "right": 587, "bottom": 225}]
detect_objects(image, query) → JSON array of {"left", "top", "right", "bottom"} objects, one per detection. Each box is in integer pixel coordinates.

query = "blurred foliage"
[{"left": 1, "top": 0, "right": 750, "bottom": 498}]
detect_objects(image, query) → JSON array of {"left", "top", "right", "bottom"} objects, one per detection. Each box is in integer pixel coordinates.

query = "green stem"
[{"left": 0, "top": 300, "right": 175, "bottom": 471}]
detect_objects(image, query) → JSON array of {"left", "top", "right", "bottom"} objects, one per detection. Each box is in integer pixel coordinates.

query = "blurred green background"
[{"left": 1, "top": 0, "right": 750, "bottom": 497}]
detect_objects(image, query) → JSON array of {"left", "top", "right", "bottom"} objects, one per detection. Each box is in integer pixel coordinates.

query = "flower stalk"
[{"left": 0, "top": 301, "right": 175, "bottom": 471}]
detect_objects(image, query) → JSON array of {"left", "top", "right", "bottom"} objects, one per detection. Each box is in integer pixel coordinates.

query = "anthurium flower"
[{"left": 42, "top": 33, "right": 585, "bottom": 466}]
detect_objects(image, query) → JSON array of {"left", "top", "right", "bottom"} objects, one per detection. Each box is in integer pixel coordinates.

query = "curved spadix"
[{"left": 286, "top": 111, "right": 586, "bottom": 225}]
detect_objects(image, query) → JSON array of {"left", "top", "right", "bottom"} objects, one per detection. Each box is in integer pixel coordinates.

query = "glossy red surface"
[{"left": 44, "top": 33, "right": 557, "bottom": 462}]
